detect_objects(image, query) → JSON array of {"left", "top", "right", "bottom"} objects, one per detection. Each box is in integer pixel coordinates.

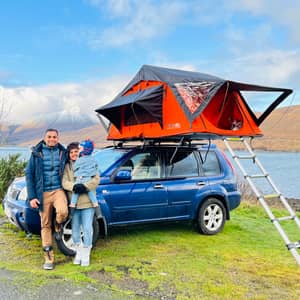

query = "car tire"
[
  {"left": 55, "top": 216, "right": 100, "bottom": 256},
  {"left": 197, "top": 198, "right": 226, "bottom": 235}
]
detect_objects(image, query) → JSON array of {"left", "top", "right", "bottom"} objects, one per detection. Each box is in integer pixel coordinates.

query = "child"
[{"left": 69, "top": 139, "right": 101, "bottom": 219}]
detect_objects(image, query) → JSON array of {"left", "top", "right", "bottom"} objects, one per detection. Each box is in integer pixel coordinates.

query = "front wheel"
[
  {"left": 196, "top": 198, "right": 226, "bottom": 235},
  {"left": 55, "top": 216, "right": 100, "bottom": 256}
]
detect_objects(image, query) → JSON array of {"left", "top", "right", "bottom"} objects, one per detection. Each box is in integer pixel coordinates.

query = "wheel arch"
[
  {"left": 196, "top": 194, "right": 230, "bottom": 222},
  {"left": 97, "top": 216, "right": 108, "bottom": 238}
]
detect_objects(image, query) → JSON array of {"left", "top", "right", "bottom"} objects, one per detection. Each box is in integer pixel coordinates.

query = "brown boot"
[{"left": 43, "top": 246, "right": 54, "bottom": 270}]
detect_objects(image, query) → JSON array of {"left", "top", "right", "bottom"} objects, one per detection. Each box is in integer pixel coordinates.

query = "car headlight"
[
  {"left": 17, "top": 187, "right": 28, "bottom": 201},
  {"left": 7, "top": 184, "right": 20, "bottom": 200}
]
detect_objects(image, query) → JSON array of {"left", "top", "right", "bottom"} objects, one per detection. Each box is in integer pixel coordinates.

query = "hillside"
[
  {"left": 17, "top": 104, "right": 300, "bottom": 151},
  {"left": 252, "top": 105, "right": 300, "bottom": 151},
  {"left": 19, "top": 123, "right": 111, "bottom": 148}
]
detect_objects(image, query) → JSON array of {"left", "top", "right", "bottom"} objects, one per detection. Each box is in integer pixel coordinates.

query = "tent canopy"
[
  {"left": 99, "top": 84, "right": 164, "bottom": 130},
  {"left": 96, "top": 65, "right": 292, "bottom": 140}
]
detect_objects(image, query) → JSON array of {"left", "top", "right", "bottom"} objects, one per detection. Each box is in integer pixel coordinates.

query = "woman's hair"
[{"left": 67, "top": 142, "right": 79, "bottom": 157}]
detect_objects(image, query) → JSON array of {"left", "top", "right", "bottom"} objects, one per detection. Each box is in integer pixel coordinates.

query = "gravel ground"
[
  {"left": 0, "top": 268, "right": 125, "bottom": 300},
  {"left": 0, "top": 215, "right": 133, "bottom": 300}
]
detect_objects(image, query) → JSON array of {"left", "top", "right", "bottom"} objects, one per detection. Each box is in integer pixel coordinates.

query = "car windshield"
[{"left": 93, "top": 147, "right": 129, "bottom": 174}]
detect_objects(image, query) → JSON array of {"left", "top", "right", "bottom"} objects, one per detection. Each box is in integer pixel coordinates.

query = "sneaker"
[
  {"left": 43, "top": 261, "right": 54, "bottom": 270},
  {"left": 73, "top": 244, "right": 82, "bottom": 265},
  {"left": 81, "top": 246, "right": 91, "bottom": 267}
]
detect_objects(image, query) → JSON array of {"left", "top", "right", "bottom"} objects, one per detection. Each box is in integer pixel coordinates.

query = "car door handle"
[
  {"left": 197, "top": 181, "right": 206, "bottom": 186},
  {"left": 153, "top": 184, "right": 164, "bottom": 189}
]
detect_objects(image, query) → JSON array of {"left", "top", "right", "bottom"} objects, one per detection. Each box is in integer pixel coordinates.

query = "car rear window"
[
  {"left": 166, "top": 150, "right": 199, "bottom": 178},
  {"left": 200, "top": 151, "right": 221, "bottom": 176}
]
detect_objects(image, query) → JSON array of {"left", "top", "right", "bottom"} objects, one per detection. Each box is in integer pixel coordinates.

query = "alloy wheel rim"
[{"left": 203, "top": 204, "right": 223, "bottom": 231}]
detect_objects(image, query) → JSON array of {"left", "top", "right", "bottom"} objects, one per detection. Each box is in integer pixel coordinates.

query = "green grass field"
[{"left": 1, "top": 202, "right": 300, "bottom": 299}]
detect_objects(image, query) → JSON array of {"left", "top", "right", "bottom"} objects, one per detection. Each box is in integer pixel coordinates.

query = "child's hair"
[{"left": 80, "top": 139, "right": 94, "bottom": 156}]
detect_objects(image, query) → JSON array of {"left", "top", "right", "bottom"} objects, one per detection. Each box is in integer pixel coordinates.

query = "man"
[{"left": 25, "top": 128, "right": 68, "bottom": 270}]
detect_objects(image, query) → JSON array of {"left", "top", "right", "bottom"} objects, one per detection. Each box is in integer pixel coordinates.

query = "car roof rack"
[
  {"left": 112, "top": 136, "right": 214, "bottom": 148},
  {"left": 111, "top": 137, "right": 218, "bottom": 165}
]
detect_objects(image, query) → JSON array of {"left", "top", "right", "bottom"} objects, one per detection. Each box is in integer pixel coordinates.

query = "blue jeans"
[{"left": 71, "top": 207, "right": 95, "bottom": 247}]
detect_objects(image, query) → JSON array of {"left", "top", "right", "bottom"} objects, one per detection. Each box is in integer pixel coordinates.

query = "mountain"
[
  {"left": 5, "top": 110, "right": 98, "bottom": 145},
  {"left": 12, "top": 104, "right": 300, "bottom": 151},
  {"left": 252, "top": 104, "right": 300, "bottom": 151}
]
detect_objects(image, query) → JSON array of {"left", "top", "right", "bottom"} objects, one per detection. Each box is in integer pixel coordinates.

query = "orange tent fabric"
[{"left": 96, "top": 65, "right": 292, "bottom": 141}]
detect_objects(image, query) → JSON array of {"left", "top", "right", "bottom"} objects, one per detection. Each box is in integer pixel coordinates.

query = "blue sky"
[{"left": 1, "top": 0, "right": 300, "bottom": 124}]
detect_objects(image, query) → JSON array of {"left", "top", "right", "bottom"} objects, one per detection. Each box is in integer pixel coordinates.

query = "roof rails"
[{"left": 112, "top": 135, "right": 215, "bottom": 149}]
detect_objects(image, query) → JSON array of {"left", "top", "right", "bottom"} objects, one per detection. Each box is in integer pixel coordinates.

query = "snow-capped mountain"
[{"left": 5, "top": 110, "right": 98, "bottom": 145}]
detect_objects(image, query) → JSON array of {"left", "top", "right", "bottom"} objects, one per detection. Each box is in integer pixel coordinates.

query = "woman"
[{"left": 62, "top": 142, "right": 100, "bottom": 266}]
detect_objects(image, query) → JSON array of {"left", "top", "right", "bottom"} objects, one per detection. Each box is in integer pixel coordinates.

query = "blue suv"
[{"left": 3, "top": 142, "right": 241, "bottom": 255}]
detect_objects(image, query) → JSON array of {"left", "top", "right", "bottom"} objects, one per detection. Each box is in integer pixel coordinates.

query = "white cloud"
[
  {"left": 76, "top": 0, "right": 300, "bottom": 55},
  {"left": 106, "top": 0, "right": 133, "bottom": 17},
  {"left": 81, "top": 0, "right": 300, "bottom": 49},
  {"left": 226, "top": 50, "right": 300, "bottom": 85},
  {"left": 1, "top": 75, "right": 129, "bottom": 125},
  {"left": 227, "top": 0, "right": 300, "bottom": 43},
  {"left": 87, "top": 0, "right": 186, "bottom": 48}
]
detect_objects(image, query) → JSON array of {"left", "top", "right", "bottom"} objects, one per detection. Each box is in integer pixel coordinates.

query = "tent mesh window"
[{"left": 175, "top": 81, "right": 215, "bottom": 114}]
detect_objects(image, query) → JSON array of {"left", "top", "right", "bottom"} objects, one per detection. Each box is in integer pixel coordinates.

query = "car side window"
[
  {"left": 129, "top": 152, "right": 161, "bottom": 180},
  {"left": 200, "top": 151, "right": 221, "bottom": 176},
  {"left": 166, "top": 150, "right": 198, "bottom": 178}
]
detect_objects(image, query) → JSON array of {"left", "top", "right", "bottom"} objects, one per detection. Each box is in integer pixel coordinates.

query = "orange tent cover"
[{"left": 96, "top": 65, "right": 292, "bottom": 141}]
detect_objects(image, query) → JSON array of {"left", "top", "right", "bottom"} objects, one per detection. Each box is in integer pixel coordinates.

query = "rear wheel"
[
  {"left": 55, "top": 216, "right": 100, "bottom": 256},
  {"left": 197, "top": 198, "right": 226, "bottom": 235}
]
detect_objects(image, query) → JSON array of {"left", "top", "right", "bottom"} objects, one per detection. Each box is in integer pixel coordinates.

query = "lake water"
[
  {"left": 0, "top": 146, "right": 300, "bottom": 199},
  {"left": 0, "top": 146, "right": 31, "bottom": 160}
]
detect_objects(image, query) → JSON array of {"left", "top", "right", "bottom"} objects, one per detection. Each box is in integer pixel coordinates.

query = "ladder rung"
[
  {"left": 234, "top": 155, "right": 256, "bottom": 159},
  {"left": 287, "top": 241, "right": 300, "bottom": 250},
  {"left": 248, "top": 174, "right": 268, "bottom": 179},
  {"left": 273, "top": 215, "right": 296, "bottom": 222},
  {"left": 263, "top": 194, "right": 280, "bottom": 199},
  {"left": 226, "top": 137, "right": 243, "bottom": 142}
]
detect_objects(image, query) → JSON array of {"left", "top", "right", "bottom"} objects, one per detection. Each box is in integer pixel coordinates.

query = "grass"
[{"left": 1, "top": 202, "right": 300, "bottom": 299}]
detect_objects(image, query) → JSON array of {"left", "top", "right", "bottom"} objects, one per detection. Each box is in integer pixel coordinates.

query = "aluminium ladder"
[{"left": 223, "top": 137, "right": 300, "bottom": 266}]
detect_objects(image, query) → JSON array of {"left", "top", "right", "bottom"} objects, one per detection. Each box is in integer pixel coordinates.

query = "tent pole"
[{"left": 96, "top": 113, "right": 110, "bottom": 133}]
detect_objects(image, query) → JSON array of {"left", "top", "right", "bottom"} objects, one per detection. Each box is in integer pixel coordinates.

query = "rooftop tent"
[{"left": 95, "top": 65, "right": 292, "bottom": 141}]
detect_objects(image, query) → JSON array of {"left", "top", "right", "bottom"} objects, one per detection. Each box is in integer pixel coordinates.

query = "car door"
[
  {"left": 163, "top": 148, "right": 209, "bottom": 219},
  {"left": 104, "top": 150, "right": 168, "bottom": 224}
]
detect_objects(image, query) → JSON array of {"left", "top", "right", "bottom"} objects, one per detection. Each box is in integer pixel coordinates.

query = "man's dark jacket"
[{"left": 25, "top": 140, "right": 67, "bottom": 211}]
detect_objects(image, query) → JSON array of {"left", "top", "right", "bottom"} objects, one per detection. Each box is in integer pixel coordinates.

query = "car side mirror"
[{"left": 115, "top": 169, "right": 132, "bottom": 181}]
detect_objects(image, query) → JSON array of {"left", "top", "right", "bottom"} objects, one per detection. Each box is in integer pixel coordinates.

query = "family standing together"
[{"left": 25, "top": 128, "right": 101, "bottom": 270}]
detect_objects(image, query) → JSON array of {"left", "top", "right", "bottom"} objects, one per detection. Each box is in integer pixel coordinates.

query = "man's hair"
[{"left": 45, "top": 128, "right": 59, "bottom": 135}]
